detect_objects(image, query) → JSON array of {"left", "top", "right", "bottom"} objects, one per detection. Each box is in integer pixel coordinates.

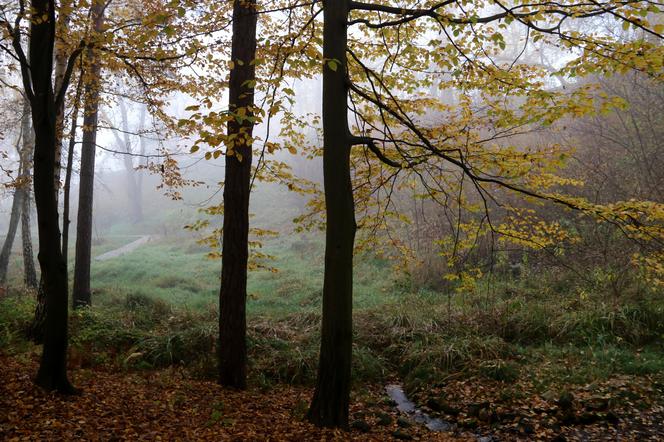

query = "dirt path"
[{"left": 94, "top": 235, "right": 152, "bottom": 261}]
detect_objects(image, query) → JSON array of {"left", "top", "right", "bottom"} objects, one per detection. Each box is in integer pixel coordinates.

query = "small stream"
[{"left": 385, "top": 384, "right": 452, "bottom": 432}]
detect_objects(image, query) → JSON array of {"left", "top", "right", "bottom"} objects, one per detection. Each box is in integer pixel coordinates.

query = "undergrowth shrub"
[
  {"left": 133, "top": 324, "right": 216, "bottom": 367},
  {"left": 0, "top": 294, "right": 35, "bottom": 349},
  {"left": 125, "top": 292, "right": 172, "bottom": 324},
  {"left": 247, "top": 316, "right": 319, "bottom": 385}
]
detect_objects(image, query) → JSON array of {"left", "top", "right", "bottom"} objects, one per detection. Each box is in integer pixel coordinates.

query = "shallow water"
[{"left": 385, "top": 384, "right": 452, "bottom": 432}]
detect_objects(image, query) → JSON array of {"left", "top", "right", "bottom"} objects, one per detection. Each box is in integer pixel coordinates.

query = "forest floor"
[
  {"left": 2, "top": 235, "right": 664, "bottom": 440},
  {"left": 2, "top": 352, "right": 664, "bottom": 441},
  {"left": 0, "top": 354, "right": 463, "bottom": 441}
]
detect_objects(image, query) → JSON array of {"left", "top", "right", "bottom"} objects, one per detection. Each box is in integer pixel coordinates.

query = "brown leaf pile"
[{"left": 0, "top": 356, "right": 462, "bottom": 441}]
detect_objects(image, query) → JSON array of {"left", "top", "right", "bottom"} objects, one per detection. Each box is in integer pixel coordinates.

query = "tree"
[
  {"left": 218, "top": 0, "right": 258, "bottom": 389},
  {"left": 306, "top": 0, "right": 355, "bottom": 428},
  {"left": 7, "top": 0, "right": 85, "bottom": 392},
  {"left": 306, "top": 0, "right": 664, "bottom": 428},
  {"left": 61, "top": 62, "right": 84, "bottom": 266},
  {"left": 19, "top": 97, "right": 37, "bottom": 289},
  {"left": 108, "top": 98, "right": 146, "bottom": 224},
  {"left": 178, "top": 0, "right": 321, "bottom": 390},
  {"left": 72, "top": 0, "right": 106, "bottom": 309},
  {"left": 0, "top": 107, "right": 28, "bottom": 284}
]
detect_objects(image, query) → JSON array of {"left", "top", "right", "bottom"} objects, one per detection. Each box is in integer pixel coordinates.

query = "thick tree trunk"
[
  {"left": 72, "top": 0, "right": 105, "bottom": 309},
  {"left": 218, "top": 0, "right": 257, "bottom": 389},
  {"left": 29, "top": 0, "right": 75, "bottom": 393},
  {"left": 307, "top": 0, "right": 356, "bottom": 429}
]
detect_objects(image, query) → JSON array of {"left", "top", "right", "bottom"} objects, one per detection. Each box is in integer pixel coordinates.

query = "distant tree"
[
  {"left": 108, "top": 98, "right": 146, "bottom": 224},
  {"left": 0, "top": 101, "right": 28, "bottom": 285}
]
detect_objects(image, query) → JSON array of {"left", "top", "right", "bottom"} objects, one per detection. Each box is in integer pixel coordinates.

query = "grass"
[{"left": 2, "top": 232, "right": 663, "bottom": 401}]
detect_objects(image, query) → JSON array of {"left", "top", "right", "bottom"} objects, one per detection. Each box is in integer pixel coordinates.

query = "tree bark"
[
  {"left": 28, "top": 0, "right": 75, "bottom": 393},
  {"left": 62, "top": 65, "right": 84, "bottom": 265},
  {"left": 72, "top": 0, "right": 105, "bottom": 309},
  {"left": 28, "top": 285, "right": 46, "bottom": 343},
  {"left": 21, "top": 194, "right": 38, "bottom": 289},
  {"left": 218, "top": 0, "right": 257, "bottom": 389},
  {"left": 0, "top": 176, "right": 25, "bottom": 285},
  {"left": 307, "top": 0, "right": 356, "bottom": 429},
  {"left": 53, "top": 0, "right": 73, "bottom": 199},
  {"left": 20, "top": 98, "right": 38, "bottom": 289}
]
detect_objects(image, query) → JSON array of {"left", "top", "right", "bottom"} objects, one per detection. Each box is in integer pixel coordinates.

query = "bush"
[
  {"left": 133, "top": 324, "right": 215, "bottom": 367},
  {"left": 0, "top": 294, "right": 34, "bottom": 349}
]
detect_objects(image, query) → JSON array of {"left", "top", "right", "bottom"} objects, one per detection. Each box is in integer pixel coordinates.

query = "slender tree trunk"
[
  {"left": 53, "top": 0, "right": 73, "bottom": 199},
  {"left": 218, "top": 0, "right": 257, "bottom": 389},
  {"left": 72, "top": 1, "right": 105, "bottom": 309},
  {"left": 20, "top": 98, "right": 38, "bottom": 289},
  {"left": 29, "top": 0, "right": 75, "bottom": 393},
  {"left": 62, "top": 64, "right": 84, "bottom": 265},
  {"left": 21, "top": 194, "right": 38, "bottom": 289},
  {"left": 136, "top": 108, "right": 146, "bottom": 210},
  {"left": 0, "top": 179, "right": 25, "bottom": 285},
  {"left": 117, "top": 99, "right": 143, "bottom": 223},
  {"left": 0, "top": 99, "right": 35, "bottom": 284},
  {"left": 307, "top": 0, "right": 356, "bottom": 428}
]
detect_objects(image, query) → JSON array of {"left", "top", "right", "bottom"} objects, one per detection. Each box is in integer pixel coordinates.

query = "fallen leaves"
[
  {"left": 410, "top": 373, "right": 664, "bottom": 441},
  {"left": 3, "top": 352, "right": 663, "bottom": 440},
  {"left": 0, "top": 356, "right": 461, "bottom": 441}
]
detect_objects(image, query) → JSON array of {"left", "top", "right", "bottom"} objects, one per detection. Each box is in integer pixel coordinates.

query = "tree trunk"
[
  {"left": 28, "top": 285, "right": 47, "bottom": 343},
  {"left": 21, "top": 194, "right": 38, "bottom": 289},
  {"left": 29, "top": 0, "right": 75, "bottom": 393},
  {"left": 53, "top": 0, "right": 73, "bottom": 199},
  {"left": 0, "top": 178, "right": 25, "bottom": 285},
  {"left": 307, "top": 0, "right": 356, "bottom": 429},
  {"left": 62, "top": 65, "right": 84, "bottom": 265},
  {"left": 20, "top": 98, "right": 38, "bottom": 289},
  {"left": 218, "top": 0, "right": 257, "bottom": 389},
  {"left": 136, "top": 108, "right": 146, "bottom": 211},
  {"left": 72, "top": 0, "right": 105, "bottom": 309},
  {"left": 117, "top": 99, "right": 143, "bottom": 223}
]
